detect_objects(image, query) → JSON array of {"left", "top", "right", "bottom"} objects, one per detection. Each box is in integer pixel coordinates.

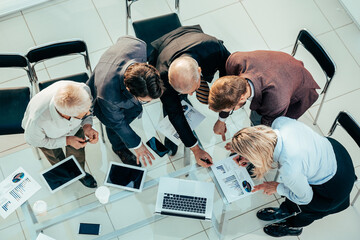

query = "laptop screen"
[
  {"left": 42, "top": 157, "right": 83, "bottom": 191},
  {"left": 106, "top": 164, "right": 145, "bottom": 190}
]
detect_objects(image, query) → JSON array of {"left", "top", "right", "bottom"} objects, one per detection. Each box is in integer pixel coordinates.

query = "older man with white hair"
[{"left": 22, "top": 80, "right": 98, "bottom": 188}]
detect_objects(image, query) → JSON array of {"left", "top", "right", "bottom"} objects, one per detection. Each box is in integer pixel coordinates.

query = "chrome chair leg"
[{"left": 351, "top": 181, "right": 360, "bottom": 206}]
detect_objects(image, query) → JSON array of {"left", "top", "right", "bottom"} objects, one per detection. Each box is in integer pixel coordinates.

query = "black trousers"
[{"left": 280, "top": 137, "right": 356, "bottom": 228}]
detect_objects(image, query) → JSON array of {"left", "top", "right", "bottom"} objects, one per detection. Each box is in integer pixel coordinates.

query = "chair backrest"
[
  {"left": 328, "top": 111, "right": 360, "bottom": 148},
  {"left": 0, "top": 54, "right": 36, "bottom": 97},
  {"left": 27, "top": 40, "right": 88, "bottom": 64},
  {"left": 0, "top": 54, "right": 29, "bottom": 68},
  {"left": 133, "top": 13, "right": 182, "bottom": 58},
  {"left": 26, "top": 39, "right": 92, "bottom": 92},
  {"left": 0, "top": 87, "right": 30, "bottom": 135},
  {"left": 292, "top": 29, "right": 335, "bottom": 80}
]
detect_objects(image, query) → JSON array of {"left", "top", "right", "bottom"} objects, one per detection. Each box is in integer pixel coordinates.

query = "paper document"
[
  {"left": 156, "top": 100, "right": 205, "bottom": 145},
  {"left": 36, "top": 233, "right": 56, "bottom": 240},
  {"left": 211, "top": 156, "right": 255, "bottom": 203},
  {"left": 0, "top": 167, "right": 41, "bottom": 219}
]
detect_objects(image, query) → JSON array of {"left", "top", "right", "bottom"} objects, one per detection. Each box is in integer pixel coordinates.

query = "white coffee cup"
[
  {"left": 33, "top": 200, "right": 47, "bottom": 216},
  {"left": 95, "top": 186, "right": 110, "bottom": 204}
]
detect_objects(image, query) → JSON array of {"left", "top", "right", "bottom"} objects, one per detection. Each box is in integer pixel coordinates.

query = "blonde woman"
[{"left": 228, "top": 117, "right": 356, "bottom": 237}]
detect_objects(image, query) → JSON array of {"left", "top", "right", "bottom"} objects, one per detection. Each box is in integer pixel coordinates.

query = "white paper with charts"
[
  {"left": 211, "top": 156, "right": 255, "bottom": 203},
  {"left": 0, "top": 167, "right": 41, "bottom": 219},
  {"left": 156, "top": 100, "right": 205, "bottom": 145}
]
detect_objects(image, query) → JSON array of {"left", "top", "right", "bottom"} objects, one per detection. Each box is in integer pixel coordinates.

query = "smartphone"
[
  {"left": 200, "top": 158, "right": 212, "bottom": 164},
  {"left": 146, "top": 137, "right": 169, "bottom": 157},
  {"left": 79, "top": 223, "right": 101, "bottom": 235}
]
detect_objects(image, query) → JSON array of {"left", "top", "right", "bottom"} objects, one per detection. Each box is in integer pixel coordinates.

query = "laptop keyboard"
[{"left": 162, "top": 193, "right": 207, "bottom": 214}]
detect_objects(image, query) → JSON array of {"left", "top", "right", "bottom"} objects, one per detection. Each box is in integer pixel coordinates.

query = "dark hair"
[
  {"left": 209, "top": 76, "right": 247, "bottom": 112},
  {"left": 124, "top": 63, "right": 164, "bottom": 99}
]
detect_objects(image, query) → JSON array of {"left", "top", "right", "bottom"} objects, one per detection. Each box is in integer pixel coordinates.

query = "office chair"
[
  {"left": 26, "top": 39, "right": 106, "bottom": 143},
  {"left": 327, "top": 111, "right": 360, "bottom": 206},
  {"left": 292, "top": 29, "right": 336, "bottom": 125},
  {"left": 0, "top": 86, "right": 41, "bottom": 160},
  {"left": 0, "top": 54, "right": 41, "bottom": 159},
  {"left": 133, "top": 13, "right": 182, "bottom": 58},
  {"left": 0, "top": 54, "right": 37, "bottom": 97},
  {"left": 125, "top": 0, "right": 180, "bottom": 35}
]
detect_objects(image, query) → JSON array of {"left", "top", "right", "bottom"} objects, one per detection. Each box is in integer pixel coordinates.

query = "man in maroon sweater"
[{"left": 209, "top": 50, "right": 319, "bottom": 140}]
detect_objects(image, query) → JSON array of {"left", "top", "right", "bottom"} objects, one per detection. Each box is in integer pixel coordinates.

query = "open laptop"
[{"left": 155, "top": 177, "right": 214, "bottom": 220}]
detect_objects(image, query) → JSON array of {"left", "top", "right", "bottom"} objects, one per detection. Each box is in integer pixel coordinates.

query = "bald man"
[{"left": 149, "top": 25, "right": 230, "bottom": 167}]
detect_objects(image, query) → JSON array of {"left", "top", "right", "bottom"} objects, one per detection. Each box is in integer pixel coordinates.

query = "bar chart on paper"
[{"left": 0, "top": 167, "right": 41, "bottom": 219}]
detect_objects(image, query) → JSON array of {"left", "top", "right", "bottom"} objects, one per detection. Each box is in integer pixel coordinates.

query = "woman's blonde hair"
[{"left": 231, "top": 125, "right": 277, "bottom": 179}]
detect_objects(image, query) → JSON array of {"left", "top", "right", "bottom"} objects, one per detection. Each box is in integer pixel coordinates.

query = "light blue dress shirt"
[{"left": 272, "top": 117, "right": 337, "bottom": 205}]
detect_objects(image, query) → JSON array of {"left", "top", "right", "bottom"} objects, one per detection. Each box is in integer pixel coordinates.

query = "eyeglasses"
[
  {"left": 229, "top": 106, "right": 236, "bottom": 115},
  {"left": 73, "top": 110, "right": 92, "bottom": 120}
]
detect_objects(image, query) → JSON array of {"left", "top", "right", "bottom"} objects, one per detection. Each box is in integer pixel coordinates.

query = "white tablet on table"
[
  {"left": 104, "top": 162, "right": 147, "bottom": 192},
  {"left": 40, "top": 155, "right": 86, "bottom": 193}
]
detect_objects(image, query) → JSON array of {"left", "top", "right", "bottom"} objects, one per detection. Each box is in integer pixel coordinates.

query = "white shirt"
[{"left": 22, "top": 81, "right": 93, "bottom": 149}]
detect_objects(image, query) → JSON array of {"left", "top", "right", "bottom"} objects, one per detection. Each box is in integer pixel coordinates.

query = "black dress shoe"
[
  {"left": 257, "top": 207, "right": 291, "bottom": 221},
  {"left": 164, "top": 137, "right": 178, "bottom": 156},
  {"left": 114, "top": 148, "right": 141, "bottom": 167},
  {"left": 79, "top": 173, "right": 97, "bottom": 188},
  {"left": 264, "top": 222, "right": 303, "bottom": 237}
]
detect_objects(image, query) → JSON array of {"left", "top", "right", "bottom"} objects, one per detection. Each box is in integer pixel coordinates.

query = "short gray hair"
[
  {"left": 169, "top": 56, "right": 200, "bottom": 93},
  {"left": 54, "top": 82, "right": 91, "bottom": 116}
]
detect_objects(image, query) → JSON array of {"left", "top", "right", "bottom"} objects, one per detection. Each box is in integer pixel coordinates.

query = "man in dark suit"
[
  {"left": 149, "top": 25, "right": 230, "bottom": 167},
  {"left": 209, "top": 50, "right": 320, "bottom": 140},
  {"left": 87, "top": 36, "right": 164, "bottom": 167}
]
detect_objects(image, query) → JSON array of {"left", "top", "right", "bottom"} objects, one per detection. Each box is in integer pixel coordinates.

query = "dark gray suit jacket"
[{"left": 87, "top": 36, "right": 146, "bottom": 148}]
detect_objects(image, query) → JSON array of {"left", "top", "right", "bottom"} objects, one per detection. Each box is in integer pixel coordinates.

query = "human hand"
[
  {"left": 83, "top": 124, "right": 99, "bottom": 144},
  {"left": 224, "top": 142, "right": 235, "bottom": 153},
  {"left": 253, "top": 181, "right": 279, "bottom": 195},
  {"left": 213, "top": 120, "right": 227, "bottom": 141},
  {"left": 134, "top": 143, "right": 155, "bottom": 167},
  {"left": 191, "top": 145, "right": 213, "bottom": 168},
  {"left": 66, "top": 136, "right": 87, "bottom": 149},
  {"left": 232, "top": 155, "right": 249, "bottom": 167}
]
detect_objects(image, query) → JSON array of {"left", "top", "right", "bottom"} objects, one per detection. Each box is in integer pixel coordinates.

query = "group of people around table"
[{"left": 21, "top": 25, "right": 356, "bottom": 237}]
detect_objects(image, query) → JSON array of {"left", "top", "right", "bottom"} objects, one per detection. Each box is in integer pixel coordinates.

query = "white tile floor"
[{"left": 0, "top": 0, "right": 360, "bottom": 239}]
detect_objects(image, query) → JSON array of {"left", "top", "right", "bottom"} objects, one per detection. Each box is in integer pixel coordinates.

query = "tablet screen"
[
  {"left": 106, "top": 164, "right": 145, "bottom": 190},
  {"left": 42, "top": 157, "right": 83, "bottom": 191}
]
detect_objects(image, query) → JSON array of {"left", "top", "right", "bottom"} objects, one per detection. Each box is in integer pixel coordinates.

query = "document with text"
[
  {"left": 0, "top": 167, "right": 41, "bottom": 219},
  {"left": 211, "top": 156, "right": 255, "bottom": 203}
]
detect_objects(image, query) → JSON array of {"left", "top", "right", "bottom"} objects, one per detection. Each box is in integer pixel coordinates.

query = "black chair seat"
[
  {"left": 38, "top": 72, "right": 89, "bottom": 91},
  {"left": 133, "top": 13, "right": 182, "bottom": 58},
  {"left": 0, "top": 87, "right": 30, "bottom": 135}
]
